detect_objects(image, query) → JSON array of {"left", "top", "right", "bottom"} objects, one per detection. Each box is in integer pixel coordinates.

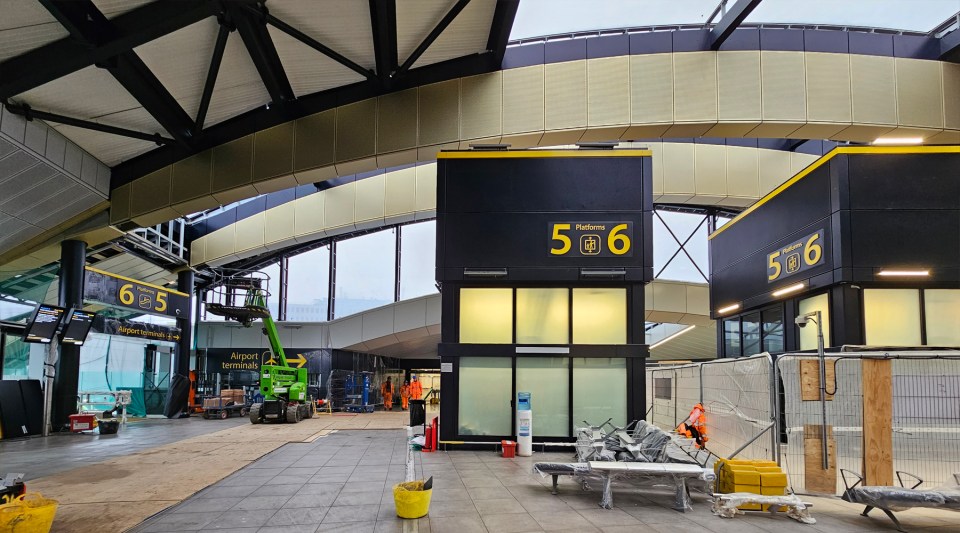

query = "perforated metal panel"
[
  {"left": 502, "top": 65, "right": 544, "bottom": 135},
  {"left": 805, "top": 52, "right": 852, "bottom": 124},
  {"left": 378, "top": 89, "right": 419, "bottom": 154},
  {"left": 895, "top": 58, "right": 944, "bottom": 130},
  {"left": 851, "top": 54, "right": 897, "bottom": 126},
  {"left": 761, "top": 51, "right": 806, "bottom": 122},
  {"left": 419, "top": 80, "right": 460, "bottom": 146},
  {"left": 544, "top": 60, "right": 587, "bottom": 131},
  {"left": 673, "top": 52, "right": 718, "bottom": 123},
  {"left": 718, "top": 51, "right": 761, "bottom": 121},
  {"left": 460, "top": 72, "right": 502, "bottom": 141},
  {"left": 130, "top": 168, "right": 171, "bottom": 218},
  {"left": 588, "top": 56, "right": 630, "bottom": 127},
  {"left": 336, "top": 99, "right": 378, "bottom": 163}
]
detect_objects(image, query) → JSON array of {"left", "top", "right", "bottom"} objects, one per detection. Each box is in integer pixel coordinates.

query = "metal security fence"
[{"left": 647, "top": 351, "right": 960, "bottom": 496}]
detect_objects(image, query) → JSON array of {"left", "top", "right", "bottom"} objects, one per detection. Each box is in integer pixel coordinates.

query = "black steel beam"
[
  {"left": 1, "top": 0, "right": 217, "bottom": 98},
  {"left": 262, "top": 10, "right": 376, "bottom": 81},
  {"left": 710, "top": 0, "right": 763, "bottom": 50},
  {"left": 369, "top": 0, "right": 399, "bottom": 84},
  {"left": 486, "top": 0, "right": 520, "bottom": 67},
  {"left": 39, "top": 0, "right": 195, "bottom": 146},
  {"left": 4, "top": 102, "right": 174, "bottom": 144},
  {"left": 395, "top": 0, "right": 471, "bottom": 77},
  {"left": 227, "top": 3, "right": 295, "bottom": 105},
  {"left": 942, "top": 28, "right": 960, "bottom": 63},
  {"left": 195, "top": 23, "right": 232, "bottom": 133}
]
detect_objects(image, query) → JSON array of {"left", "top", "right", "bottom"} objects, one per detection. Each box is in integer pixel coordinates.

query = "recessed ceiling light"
[
  {"left": 877, "top": 270, "right": 929, "bottom": 277},
  {"left": 872, "top": 137, "right": 923, "bottom": 145},
  {"left": 716, "top": 303, "right": 740, "bottom": 314},
  {"left": 772, "top": 282, "right": 805, "bottom": 297}
]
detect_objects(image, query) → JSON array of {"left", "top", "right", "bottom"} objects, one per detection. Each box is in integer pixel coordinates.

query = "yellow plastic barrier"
[
  {"left": 393, "top": 481, "right": 432, "bottom": 519},
  {"left": 0, "top": 493, "right": 58, "bottom": 533}
]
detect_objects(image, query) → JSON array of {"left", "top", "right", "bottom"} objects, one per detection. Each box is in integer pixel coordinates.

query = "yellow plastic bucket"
[
  {"left": 0, "top": 493, "right": 58, "bottom": 533},
  {"left": 393, "top": 481, "right": 432, "bottom": 519}
]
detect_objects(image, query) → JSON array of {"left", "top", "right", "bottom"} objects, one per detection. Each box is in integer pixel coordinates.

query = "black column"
[
  {"left": 163, "top": 270, "right": 193, "bottom": 418},
  {"left": 52, "top": 239, "right": 86, "bottom": 429},
  {"left": 175, "top": 270, "right": 194, "bottom": 375}
]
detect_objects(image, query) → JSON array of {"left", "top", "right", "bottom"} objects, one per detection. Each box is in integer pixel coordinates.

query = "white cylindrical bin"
[{"left": 517, "top": 392, "right": 532, "bottom": 457}]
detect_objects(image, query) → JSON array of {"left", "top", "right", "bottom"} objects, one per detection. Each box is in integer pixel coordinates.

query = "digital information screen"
[
  {"left": 24, "top": 305, "right": 66, "bottom": 344},
  {"left": 61, "top": 309, "right": 96, "bottom": 346}
]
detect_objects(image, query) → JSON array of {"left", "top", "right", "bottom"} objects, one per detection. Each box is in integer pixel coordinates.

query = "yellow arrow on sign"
[{"left": 286, "top": 353, "right": 307, "bottom": 368}]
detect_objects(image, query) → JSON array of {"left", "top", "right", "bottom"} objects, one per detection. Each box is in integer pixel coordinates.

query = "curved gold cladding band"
[
  {"left": 111, "top": 51, "right": 960, "bottom": 228},
  {"left": 189, "top": 142, "right": 818, "bottom": 268}
]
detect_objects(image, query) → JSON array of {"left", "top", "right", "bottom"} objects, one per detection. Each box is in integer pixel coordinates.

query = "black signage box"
[{"left": 709, "top": 148, "right": 960, "bottom": 318}]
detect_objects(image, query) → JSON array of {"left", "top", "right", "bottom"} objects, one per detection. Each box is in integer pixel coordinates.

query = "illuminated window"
[
  {"left": 572, "top": 288, "right": 626, "bottom": 344},
  {"left": 924, "top": 290, "right": 960, "bottom": 346},
  {"left": 798, "top": 293, "right": 830, "bottom": 350},
  {"left": 516, "top": 288, "right": 569, "bottom": 344},
  {"left": 459, "top": 288, "right": 513, "bottom": 343},
  {"left": 864, "top": 289, "right": 921, "bottom": 346}
]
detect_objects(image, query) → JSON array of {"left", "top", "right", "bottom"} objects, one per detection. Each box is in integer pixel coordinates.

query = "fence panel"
[{"left": 700, "top": 354, "right": 773, "bottom": 461}]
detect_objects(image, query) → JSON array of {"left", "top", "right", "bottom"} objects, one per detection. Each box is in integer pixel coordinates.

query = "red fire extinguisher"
[{"left": 423, "top": 423, "right": 434, "bottom": 452}]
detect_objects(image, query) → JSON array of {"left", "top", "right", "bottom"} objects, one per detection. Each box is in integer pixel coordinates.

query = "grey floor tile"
[
  {"left": 517, "top": 495, "right": 575, "bottom": 513},
  {"left": 139, "top": 511, "right": 221, "bottom": 532},
  {"left": 577, "top": 508, "right": 643, "bottom": 527},
  {"left": 300, "top": 482, "right": 346, "bottom": 496},
  {"left": 258, "top": 525, "right": 320, "bottom": 533},
  {"left": 233, "top": 494, "right": 294, "bottom": 511},
  {"left": 460, "top": 477, "right": 504, "bottom": 489},
  {"left": 283, "top": 492, "right": 340, "bottom": 508},
  {"left": 174, "top": 497, "right": 245, "bottom": 514},
  {"left": 429, "top": 488, "right": 470, "bottom": 502},
  {"left": 268, "top": 474, "right": 315, "bottom": 485},
  {"left": 473, "top": 498, "right": 526, "bottom": 515},
  {"left": 206, "top": 509, "right": 276, "bottom": 530},
  {"left": 342, "top": 481, "right": 388, "bottom": 493},
  {"left": 282, "top": 466, "right": 324, "bottom": 477},
  {"left": 266, "top": 507, "right": 330, "bottom": 526},
  {"left": 480, "top": 512, "right": 543, "bottom": 532},
  {"left": 529, "top": 509, "right": 597, "bottom": 531},
  {"left": 199, "top": 484, "right": 262, "bottom": 499},
  {"left": 426, "top": 515, "right": 487, "bottom": 533},
  {"left": 334, "top": 490, "right": 385, "bottom": 507},
  {"left": 424, "top": 500, "right": 480, "bottom": 519},
  {"left": 316, "top": 522, "right": 377, "bottom": 533},
  {"left": 323, "top": 504, "right": 381, "bottom": 523},
  {"left": 466, "top": 486, "right": 513, "bottom": 500},
  {"left": 256, "top": 483, "right": 308, "bottom": 497}
]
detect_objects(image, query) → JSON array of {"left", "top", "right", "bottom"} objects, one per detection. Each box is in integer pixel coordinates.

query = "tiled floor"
[
  {"left": 0, "top": 416, "right": 248, "bottom": 480},
  {"left": 131, "top": 429, "right": 960, "bottom": 533}
]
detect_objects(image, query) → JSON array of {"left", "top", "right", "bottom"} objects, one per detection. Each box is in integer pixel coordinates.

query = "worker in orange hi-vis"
[
  {"left": 399, "top": 379, "right": 411, "bottom": 410},
  {"left": 381, "top": 377, "right": 394, "bottom": 411},
  {"left": 410, "top": 374, "right": 423, "bottom": 400}
]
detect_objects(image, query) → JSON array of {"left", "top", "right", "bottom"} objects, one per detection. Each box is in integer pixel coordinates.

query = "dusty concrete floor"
[{"left": 3, "top": 411, "right": 411, "bottom": 532}]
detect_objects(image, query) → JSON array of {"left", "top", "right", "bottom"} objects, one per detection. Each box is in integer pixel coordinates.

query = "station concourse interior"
[{"left": 1, "top": 1, "right": 959, "bottom": 532}]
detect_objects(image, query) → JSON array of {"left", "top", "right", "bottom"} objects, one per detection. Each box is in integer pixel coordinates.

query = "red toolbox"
[{"left": 68, "top": 413, "right": 97, "bottom": 432}]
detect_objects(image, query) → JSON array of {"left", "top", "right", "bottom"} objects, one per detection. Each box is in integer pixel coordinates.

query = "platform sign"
[
  {"left": 766, "top": 229, "right": 825, "bottom": 283},
  {"left": 84, "top": 266, "right": 189, "bottom": 318},
  {"left": 549, "top": 222, "right": 634, "bottom": 257}
]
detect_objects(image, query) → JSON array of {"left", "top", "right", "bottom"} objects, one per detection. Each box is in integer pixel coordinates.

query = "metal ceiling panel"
[
  {"left": 92, "top": 0, "right": 156, "bottom": 19},
  {"left": 134, "top": 18, "right": 220, "bottom": 121},
  {"left": 203, "top": 28, "right": 272, "bottom": 128},
  {"left": 0, "top": 1, "right": 69, "bottom": 62},
  {"left": 94, "top": 252, "right": 174, "bottom": 287},
  {"left": 0, "top": 163, "right": 60, "bottom": 214},
  {"left": 267, "top": 26, "right": 367, "bottom": 99},
  {"left": 650, "top": 322, "right": 718, "bottom": 360},
  {"left": 412, "top": 0, "right": 496, "bottom": 69},
  {"left": 396, "top": 0, "right": 458, "bottom": 65},
  {"left": 267, "top": 0, "right": 377, "bottom": 70}
]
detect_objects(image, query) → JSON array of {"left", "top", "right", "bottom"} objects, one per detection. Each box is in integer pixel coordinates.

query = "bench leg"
[
  {"left": 673, "top": 478, "right": 691, "bottom": 512},
  {"left": 861, "top": 505, "right": 874, "bottom": 517},
  {"left": 599, "top": 474, "right": 614, "bottom": 509},
  {"left": 551, "top": 475, "right": 558, "bottom": 495},
  {"left": 880, "top": 508, "right": 905, "bottom": 532}
]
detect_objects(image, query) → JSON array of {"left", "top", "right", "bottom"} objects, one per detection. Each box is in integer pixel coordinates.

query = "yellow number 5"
[
  {"left": 550, "top": 224, "right": 571, "bottom": 255},
  {"left": 768, "top": 252, "right": 782, "bottom": 281},
  {"left": 155, "top": 291, "right": 168, "bottom": 313}
]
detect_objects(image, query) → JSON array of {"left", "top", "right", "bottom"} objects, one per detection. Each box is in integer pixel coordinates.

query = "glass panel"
[
  {"left": 573, "top": 357, "right": 626, "bottom": 428},
  {"left": 400, "top": 221, "right": 439, "bottom": 300},
  {"left": 202, "top": 287, "right": 225, "bottom": 322},
  {"left": 723, "top": 319, "right": 741, "bottom": 357},
  {"left": 460, "top": 288, "right": 513, "bottom": 343},
  {"left": 516, "top": 357, "right": 570, "bottom": 437},
  {"left": 335, "top": 228, "right": 396, "bottom": 318},
  {"left": 863, "top": 289, "right": 922, "bottom": 346},
  {"left": 745, "top": 0, "right": 958, "bottom": 33},
  {"left": 798, "top": 293, "right": 831, "bottom": 350},
  {"left": 0, "top": 298, "right": 35, "bottom": 323},
  {"left": 287, "top": 246, "right": 330, "bottom": 322},
  {"left": 511, "top": 0, "right": 719, "bottom": 40},
  {"left": 924, "top": 290, "right": 960, "bottom": 346},
  {"left": 2, "top": 333, "right": 31, "bottom": 380},
  {"left": 742, "top": 312, "right": 761, "bottom": 356},
  {"left": 652, "top": 215, "right": 679, "bottom": 277},
  {"left": 458, "top": 357, "right": 512, "bottom": 435},
  {"left": 516, "top": 288, "right": 569, "bottom": 344},
  {"left": 762, "top": 307, "right": 785, "bottom": 353},
  {"left": 657, "top": 252, "right": 704, "bottom": 283},
  {"left": 572, "top": 288, "right": 626, "bottom": 344}
]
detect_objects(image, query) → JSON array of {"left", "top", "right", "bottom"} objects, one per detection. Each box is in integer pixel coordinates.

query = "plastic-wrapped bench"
[{"left": 840, "top": 470, "right": 960, "bottom": 532}]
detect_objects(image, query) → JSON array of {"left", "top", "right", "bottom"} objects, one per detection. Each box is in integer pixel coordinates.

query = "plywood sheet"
[
  {"left": 803, "top": 424, "right": 836, "bottom": 494},
  {"left": 799, "top": 358, "right": 836, "bottom": 401},
  {"left": 862, "top": 358, "right": 893, "bottom": 486}
]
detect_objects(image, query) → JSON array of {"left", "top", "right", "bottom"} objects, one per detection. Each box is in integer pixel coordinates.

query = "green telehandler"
[{"left": 205, "top": 273, "right": 314, "bottom": 424}]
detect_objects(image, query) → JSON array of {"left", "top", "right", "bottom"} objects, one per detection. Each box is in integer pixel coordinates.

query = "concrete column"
[{"left": 52, "top": 239, "right": 86, "bottom": 429}]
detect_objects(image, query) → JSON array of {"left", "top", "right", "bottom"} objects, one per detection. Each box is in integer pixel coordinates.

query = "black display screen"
[
  {"left": 23, "top": 305, "right": 66, "bottom": 344},
  {"left": 61, "top": 309, "right": 96, "bottom": 346}
]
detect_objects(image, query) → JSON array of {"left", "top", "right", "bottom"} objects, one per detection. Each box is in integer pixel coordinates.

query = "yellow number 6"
[
  {"left": 607, "top": 224, "right": 631, "bottom": 255},
  {"left": 119, "top": 283, "right": 135, "bottom": 305},
  {"left": 804, "top": 233, "right": 823, "bottom": 266}
]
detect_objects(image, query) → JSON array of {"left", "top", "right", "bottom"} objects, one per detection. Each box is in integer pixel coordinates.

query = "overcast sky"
[{"left": 510, "top": 0, "right": 960, "bottom": 40}]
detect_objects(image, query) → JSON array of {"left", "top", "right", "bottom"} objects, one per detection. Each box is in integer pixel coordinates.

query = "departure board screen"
[
  {"left": 61, "top": 309, "right": 96, "bottom": 346},
  {"left": 24, "top": 305, "right": 66, "bottom": 343}
]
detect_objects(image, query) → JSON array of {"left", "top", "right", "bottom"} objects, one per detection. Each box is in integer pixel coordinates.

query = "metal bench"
[{"left": 841, "top": 470, "right": 960, "bottom": 532}]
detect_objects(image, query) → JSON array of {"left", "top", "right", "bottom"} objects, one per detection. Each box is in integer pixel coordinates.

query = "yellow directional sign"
[{"left": 287, "top": 353, "right": 307, "bottom": 368}]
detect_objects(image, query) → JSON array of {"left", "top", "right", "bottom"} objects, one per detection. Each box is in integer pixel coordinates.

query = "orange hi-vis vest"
[{"left": 679, "top": 403, "right": 708, "bottom": 447}]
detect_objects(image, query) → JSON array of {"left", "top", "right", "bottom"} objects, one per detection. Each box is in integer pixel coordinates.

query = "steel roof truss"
[
  {"left": 227, "top": 3, "right": 296, "bottom": 106},
  {"left": 709, "top": 0, "right": 763, "bottom": 50}
]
